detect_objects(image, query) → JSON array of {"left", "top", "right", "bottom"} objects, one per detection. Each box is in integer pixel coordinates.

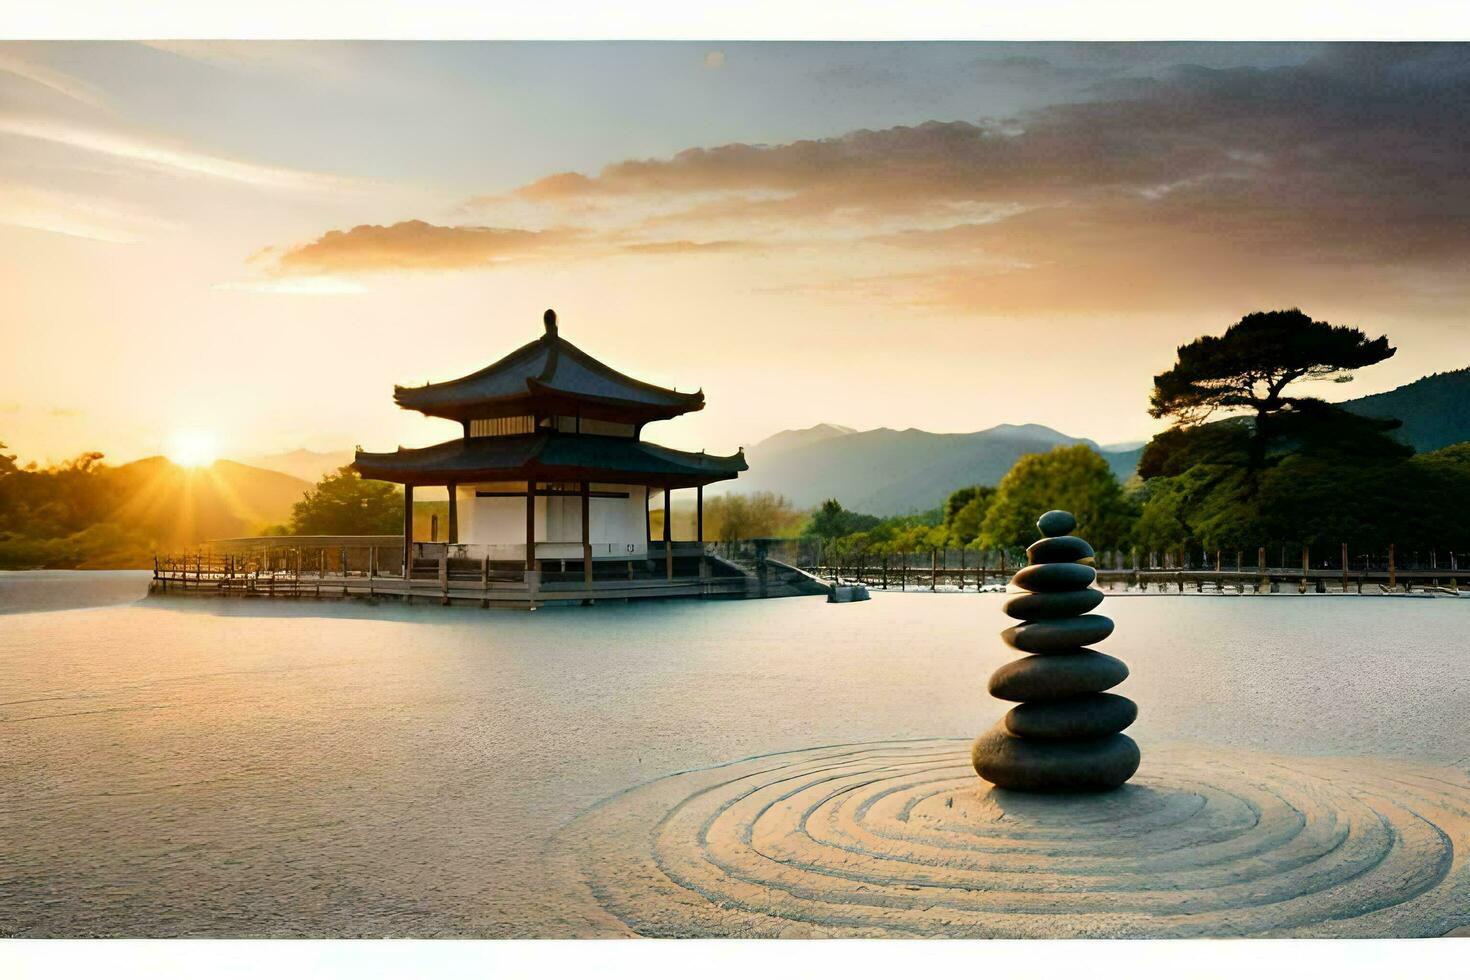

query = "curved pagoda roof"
[
  {"left": 394, "top": 309, "right": 704, "bottom": 424},
  {"left": 354, "top": 431, "right": 746, "bottom": 488}
]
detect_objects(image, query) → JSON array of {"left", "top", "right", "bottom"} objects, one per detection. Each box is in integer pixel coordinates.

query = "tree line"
[
  {"left": 790, "top": 310, "right": 1470, "bottom": 561},
  {"left": 5, "top": 308, "right": 1468, "bottom": 569}
]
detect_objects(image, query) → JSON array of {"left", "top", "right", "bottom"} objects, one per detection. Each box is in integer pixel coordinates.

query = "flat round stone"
[
  {"left": 1010, "top": 562, "right": 1096, "bottom": 593},
  {"left": 1036, "top": 510, "right": 1077, "bottom": 537},
  {"left": 1002, "top": 588, "right": 1104, "bottom": 622},
  {"left": 988, "top": 651, "right": 1129, "bottom": 701},
  {"left": 1005, "top": 693, "right": 1137, "bottom": 739},
  {"left": 1002, "top": 614, "right": 1114, "bottom": 653},
  {"left": 1026, "top": 535, "right": 1095, "bottom": 565},
  {"left": 972, "top": 725, "right": 1140, "bottom": 792}
]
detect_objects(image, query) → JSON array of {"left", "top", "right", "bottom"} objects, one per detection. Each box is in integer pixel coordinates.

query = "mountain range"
[
  {"left": 1337, "top": 367, "right": 1470, "bottom": 452},
  {"left": 110, "top": 457, "right": 312, "bottom": 545},
  {"left": 242, "top": 448, "right": 355, "bottom": 484},
  {"left": 119, "top": 367, "right": 1465, "bottom": 532},
  {"left": 736, "top": 423, "right": 1144, "bottom": 516},
  {"left": 735, "top": 367, "right": 1470, "bottom": 516}
]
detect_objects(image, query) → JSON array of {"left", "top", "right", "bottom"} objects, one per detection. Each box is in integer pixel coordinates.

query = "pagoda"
[{"left": 353, "top": 310, "right": 746, "bottom": 588}]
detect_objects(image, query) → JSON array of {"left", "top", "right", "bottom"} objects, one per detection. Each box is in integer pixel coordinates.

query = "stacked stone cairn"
[{"left": 972, "top": 509, "right": 1140, "bottom": 792}]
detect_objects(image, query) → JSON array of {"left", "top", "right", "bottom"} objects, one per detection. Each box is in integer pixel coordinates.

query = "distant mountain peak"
[
  {"left": 241, "top": 447, "right": 354, "bottom": 483},
  {"left": 750, "top": 423, "right": 857, "bottom": 454},
  {"left": 1339, "top": 365, "right": 1470, "bottom": 452},
  {"left": 741, "top": 422, "right": 1139, "bottom": 515}
]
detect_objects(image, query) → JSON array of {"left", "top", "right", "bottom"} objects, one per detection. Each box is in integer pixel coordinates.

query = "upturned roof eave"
[
  {"left": 391, "top": 330, "right": 703, "bottom": 420},
  {"left": 352, "top": 433, "right": 745, "bottom": 486}
]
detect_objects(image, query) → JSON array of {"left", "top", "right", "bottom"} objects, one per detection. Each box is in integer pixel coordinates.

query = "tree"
[
  {"left": 290, "top": 466, "right": 404, "bottom": 535},
  {"left": 703, "top": 491, "right": 803, "bottom": 541},
  {"left": 944, "top": 485, "right": 996, "bottom": 545},
  {"left": 805, "top": 499, "right": 880, "bottom": 541},
  {"left": 1150, "top": 309, "right": 1395, "bottom": 428},
  {"left": 978, "top": 445, "right": 1136, "bottom": 550}
]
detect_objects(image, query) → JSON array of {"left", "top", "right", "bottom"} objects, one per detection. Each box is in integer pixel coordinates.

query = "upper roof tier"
[{"left": 393, "top": 309, "right": 705, "bottom": 425}]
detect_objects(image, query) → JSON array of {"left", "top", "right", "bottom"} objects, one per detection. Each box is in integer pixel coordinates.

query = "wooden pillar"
[
  {"left": 402, "top": 483, "right": 414, "bottom": 580},
  {"left": 525, "top": 480, "right": 537, "bottom": 572},
  {"left": 1300, "top": 543, "right": 1309, "bottom": 594},
  {"left": 696, "top": 484, "right": 708, "bottom": 582},
  {"left": 1341, "top": 542, "right": 1349, "bottom": 593},
  {"left": 663, "top": 486, "right": 673, "bottom": 581},
  {"left": 581, "top": 480, "right": 592, "bottom": 586},
  {"left": 1388, "top": 543, "right": 1396, "bottom": 592},
  {"left": 447, "top": 482, "right": 458, "bottom": 544},
  {"left": 644, "top": 486, "right": 652, "bottom": 547}
]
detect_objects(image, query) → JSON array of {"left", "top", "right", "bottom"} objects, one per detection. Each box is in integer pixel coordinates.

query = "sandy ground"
[{"left": 550, "top": 739, "right": 1470, "bottom": 938}]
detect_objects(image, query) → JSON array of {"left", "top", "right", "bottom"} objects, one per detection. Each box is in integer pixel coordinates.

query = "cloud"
[
  {"left": 0, "top": 49, "right": 106, "bottom": 108},
  {"left": 264, "top": 220, "right": 581, "bottom": 274},
  {"left": 258, "top": 45, "right": 1470, "bottom": 313},
  {"left": 254, "top": 218, "right": 758, "bottom": 277},
  {"left": 498, "top": 45, "right": 1470, "bottom": 310},
  {"left": 618, "top": 239, "right": 747, "bottom": 255},
  {"left": 0, "top": 115, "right": 364, "bottom": 192},
  {"left": 139, "top": 41, "right": 362, "bottom": 82},
  {"left": 0, "top": 183, "right": 180, "bottom": 243}
]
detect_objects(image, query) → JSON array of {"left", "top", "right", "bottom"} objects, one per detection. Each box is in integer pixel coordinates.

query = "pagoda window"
[
  {"left": 542, "top": 415, "right": 634, "bottom": 438},
  {"left": 469, "top": 415, "right": 535, "bottom": 437},
  {"left": 579, "top": 418, "right": 635, "bottom": 438}
]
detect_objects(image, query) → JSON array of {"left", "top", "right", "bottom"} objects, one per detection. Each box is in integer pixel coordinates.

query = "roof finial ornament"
[{"left": 543, "top": 308, "right": 558, "bottom": 336}]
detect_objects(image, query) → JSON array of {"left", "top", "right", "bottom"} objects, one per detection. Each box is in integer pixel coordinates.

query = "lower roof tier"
[{"left": 353, "top": 431, "right": 746, "bottom": 488}]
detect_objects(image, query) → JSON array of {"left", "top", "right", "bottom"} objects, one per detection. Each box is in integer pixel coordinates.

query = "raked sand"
[{"left": 550, "top": 739, "right": 1470, "bottom": 938}]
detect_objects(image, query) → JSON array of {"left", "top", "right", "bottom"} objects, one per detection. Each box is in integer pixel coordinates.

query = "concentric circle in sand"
[{"left": 550, "top": 740, "right": 1470, "bottom": 938}]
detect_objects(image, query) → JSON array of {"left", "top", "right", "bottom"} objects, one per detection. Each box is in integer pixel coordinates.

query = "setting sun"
[{"left": 165, "top": 429, "right": 218, "bottom": 468}]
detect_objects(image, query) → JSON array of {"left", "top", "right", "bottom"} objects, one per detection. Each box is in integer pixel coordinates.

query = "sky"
[{"left": 3, "top": 41, "right": 1469, "bottom": 467}]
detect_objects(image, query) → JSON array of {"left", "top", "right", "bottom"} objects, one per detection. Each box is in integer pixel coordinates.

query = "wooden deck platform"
[{"left": 149, "top": 549, "right": 828, "bottom": 608}]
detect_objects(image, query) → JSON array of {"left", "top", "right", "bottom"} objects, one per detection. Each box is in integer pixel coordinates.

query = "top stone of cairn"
[{"left": 1037, "top": 510, "right": 1077, "bottom": 537}]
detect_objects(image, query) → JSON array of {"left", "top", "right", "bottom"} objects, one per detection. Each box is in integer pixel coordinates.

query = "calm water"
[{"left": 0, "top": 573, "right": 1467, "bottom": 937}]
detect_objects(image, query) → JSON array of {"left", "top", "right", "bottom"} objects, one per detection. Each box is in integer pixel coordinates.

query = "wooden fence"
[{"left": 800, "top": 544, "right": 1463, "bottom": 595}]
